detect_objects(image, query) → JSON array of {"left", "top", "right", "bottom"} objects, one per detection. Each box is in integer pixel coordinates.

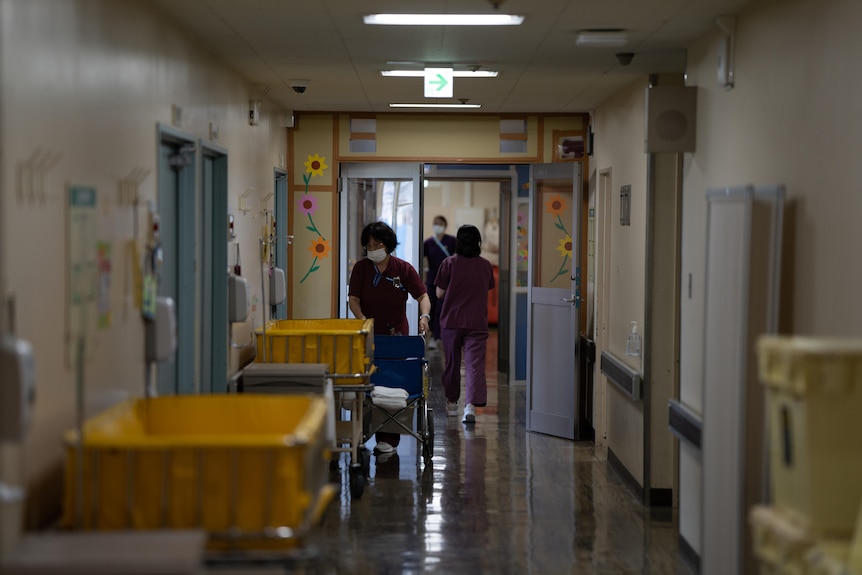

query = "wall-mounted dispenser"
[
  {"left": 0, "top": 335, "right": 35, "bottom": 558},
  {"left": 145, "top": 296, "right": 177, "bottom": 363},
  {"left": 0, "top": 336, "right": 36, "bottom": 442},
  {"left": 269, "top": 267, "right": 286, "bottom": 306},
  {"left": 625, "top": 321, "right": 641, "bottom": 357},
  {"left": 229, "top": 274, "right": 250, "bottom": 323}
]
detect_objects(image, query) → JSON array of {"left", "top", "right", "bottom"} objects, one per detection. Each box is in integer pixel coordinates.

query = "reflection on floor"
[{"left": 310, "top": 329, "right": 696, "bottom": 574}]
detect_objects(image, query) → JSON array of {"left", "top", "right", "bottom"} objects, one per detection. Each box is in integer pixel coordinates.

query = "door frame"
[
  {"left": 199, "top": 139, "right": 228, "bottom": 393},
  {"left": 273, "top": 168, "right": 288, "bottom": 319},
  {"left": 422, "top": 164, "right": 517, "bottom": 376},
  {"left": 156, "top": 123, "right": 197, "bottom": 395},
  {"left": 339, "top": 162, "right": 424, "bottom": 333},
  {"left": 594, "top": 167, "right": 613, "bottom": 446}
]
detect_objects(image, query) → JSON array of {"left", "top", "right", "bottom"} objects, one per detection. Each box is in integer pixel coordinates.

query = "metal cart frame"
[
  {"left": 253, "top": 319, "right": 376, "bottom": 498},
  {"left": 365, "top": 335, "right": 434, "bottom": 463}
]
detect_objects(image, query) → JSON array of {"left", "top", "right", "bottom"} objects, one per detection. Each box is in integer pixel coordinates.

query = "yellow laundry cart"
[
  {"left": 253, "top": 318, "right": 375, "bottom": 498},
  {"left": 254, "top": 318, "right": 374, "bottom": 385},
  {"left": 63, "top": 394, "right": 334, "bottom": 560}
]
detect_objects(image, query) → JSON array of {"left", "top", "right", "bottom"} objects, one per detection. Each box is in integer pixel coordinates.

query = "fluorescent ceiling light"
[
  {"left": 364, "top": 14, "right": 524, "bottom": 26},
  {"left": 575, "top": 29, "right": 628, "bottom": 47},
  {"left": 389, "top": 103, "right": 482, "bottom": 109},
  {"left": 381, "top": 70, "right": 499, "bottom": 78}
]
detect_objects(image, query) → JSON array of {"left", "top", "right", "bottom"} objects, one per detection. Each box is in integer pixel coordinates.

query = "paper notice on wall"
[
  {"left": 97, "top": 241, "right": 112, "bottom": 328},
  {"left": 67, "top": 185, "right": 98, "bottom": 367}
]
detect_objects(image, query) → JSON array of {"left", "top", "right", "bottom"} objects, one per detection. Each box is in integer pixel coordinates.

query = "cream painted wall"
[
  {"left": 0, "top": 0, "right": 285, "bottom": 524},
  {"left": 291, "top": 115, "right": 336, "bottom": 319},
  {"left": 593, "top": 78, "right": 649, "bottom": 484},
  {"left": 676, "top": 0, "right": 862, "bottom": 558},
  {"left": 338, "top": 114, "right": 542, "bottom": 161}
]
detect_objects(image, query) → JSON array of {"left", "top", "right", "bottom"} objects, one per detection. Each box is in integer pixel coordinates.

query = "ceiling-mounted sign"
[{"left": 424, "top": 67, "right": 453, "bottom": 98}]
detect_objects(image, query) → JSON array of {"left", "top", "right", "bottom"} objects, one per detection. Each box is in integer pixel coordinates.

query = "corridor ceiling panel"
[{"left": 148, "top": 0, "right": 757, "bottom": 113}]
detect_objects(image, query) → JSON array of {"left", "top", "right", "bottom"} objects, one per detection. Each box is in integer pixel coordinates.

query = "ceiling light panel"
[
  {"left": 381, "top": 70, "right": 499, "bottom": 78},
  {"left": 389, "top": 103, "right": 482, "bottom": 109},
  {"left": 364, "top": 14, "right": 524, "bottom": 26}
]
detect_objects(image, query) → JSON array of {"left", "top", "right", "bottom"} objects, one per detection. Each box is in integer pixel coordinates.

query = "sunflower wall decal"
[
  {"left": 299, "top": 153, "right": 329, "bottom": 283},
  {"left": 545, "top": 194, "right": 571, "bottom": 283}
]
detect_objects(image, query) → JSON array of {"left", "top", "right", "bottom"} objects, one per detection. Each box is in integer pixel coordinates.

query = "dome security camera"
[
  {"left": 290, "top": 81, "right": 309, "bottom": 94},
  {"left": 616, "top": 52, "right": 635, "bottom": 66}
]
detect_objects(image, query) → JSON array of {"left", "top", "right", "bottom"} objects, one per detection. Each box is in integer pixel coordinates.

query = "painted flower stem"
[
  {"left": 306, "top": 213, "right": 326, "bottom": 240},
  {"left": 556, "top": 214, "right": 569, "bottom": 236},
  {"left": 300, "top": 256, "right": 319, "bottom": 283},
  {"left": 550, "top": 253, "right": 570, "bottom": 282}
]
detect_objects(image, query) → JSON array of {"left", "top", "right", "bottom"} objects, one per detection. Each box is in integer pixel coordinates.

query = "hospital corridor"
[
  {"left": 306, "top": 330, "right": 694, "bottom": 574},
  {"left": 3, "top": 2, "right": 862, "bottom": 574}
]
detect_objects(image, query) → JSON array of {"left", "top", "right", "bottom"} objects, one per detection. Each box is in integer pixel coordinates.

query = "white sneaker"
[
  {"left": 463, "top": 404, "right": 476, "bottom": 424},
  {"left": 374, "top": 441, "right": 395, "bottom": 454},
  {"left": 446, "top": 401, "right": 458, "bottom": 417}
]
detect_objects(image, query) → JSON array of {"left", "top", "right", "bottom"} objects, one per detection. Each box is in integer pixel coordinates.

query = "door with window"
[
  {"left": 339, "top": 163, "right": 423, "bottom": 333},
  {"left": 527, "top": 162, "right": 581, "bottom": 439}
]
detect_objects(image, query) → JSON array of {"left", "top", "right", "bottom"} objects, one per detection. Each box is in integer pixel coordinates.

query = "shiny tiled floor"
[{"left": 306, "top": 330, "right": 695, "bottom": 575}]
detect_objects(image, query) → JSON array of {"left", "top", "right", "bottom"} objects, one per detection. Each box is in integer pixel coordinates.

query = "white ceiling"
[{"left": 148, "top": 0, "right": 756, "bottom": 114}]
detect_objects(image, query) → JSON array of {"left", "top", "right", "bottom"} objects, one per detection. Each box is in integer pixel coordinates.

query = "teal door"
[{"left": 157, "top": 127, "right": 196, "bottom": 395}]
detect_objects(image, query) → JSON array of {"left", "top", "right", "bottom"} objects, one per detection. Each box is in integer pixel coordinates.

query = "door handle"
[{"left": 560, "top": 297, "right": 576, "bottom": 304}]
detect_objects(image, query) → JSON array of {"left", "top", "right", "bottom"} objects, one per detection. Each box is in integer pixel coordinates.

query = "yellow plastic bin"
[
  {"left": 757, "top": 336, "right": 862, "bottom": 537},
  {"left": 255, "top": 318, "right": 374, "bottom": 385},
  {"left": 63, "top": 394, "right": 334, "bottom": 550}
]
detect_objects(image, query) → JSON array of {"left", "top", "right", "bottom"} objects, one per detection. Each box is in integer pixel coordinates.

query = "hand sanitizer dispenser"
[
  {"left": 146, "top": 296, "right": 177, "bottom": 363},
  {"left": 269, "top": 267, "right": 286, "bottom": 306},
  {"left": 625, "top": 321, "right": 641, "bottom": 357},
  {"left": 229, "top": 274, "right": 250, "bottom": 323},
  {"left": 0, "top": 336, "right": 36, "bottom": 441}
]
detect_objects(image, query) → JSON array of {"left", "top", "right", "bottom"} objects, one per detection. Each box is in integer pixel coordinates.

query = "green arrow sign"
[
  {"left": 429, "top": 74, "right": 448, "bottom": 91},
  {"left": 424, "top": 67, "right": 453, "bottom": 98}
]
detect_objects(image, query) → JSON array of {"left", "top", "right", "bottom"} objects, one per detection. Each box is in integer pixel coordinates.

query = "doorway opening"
[
  {"left": 339, "top": 163, "right": 516, "bottom": 377},
  {"left": 422, "top": 174, "right": 509, "bottom": 375}
]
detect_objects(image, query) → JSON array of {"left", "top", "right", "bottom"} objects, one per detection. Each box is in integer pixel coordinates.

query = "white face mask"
[
  {"left": 432, "top": 225, "right": 445, "bottom": 236},
  {"left": 367, "top": 248, "right": 387, "bottom": 263}
]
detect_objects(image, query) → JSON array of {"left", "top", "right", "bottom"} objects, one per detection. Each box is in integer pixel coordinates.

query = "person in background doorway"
[
  {"left": 435, "top": 225, "right": 494, "bottom": 424},
  {"left": 349, "top": 221, "right": 431, "bottom": 455},
  {"left": 423, "top": 215, "right": 457, "bottom": 350}
]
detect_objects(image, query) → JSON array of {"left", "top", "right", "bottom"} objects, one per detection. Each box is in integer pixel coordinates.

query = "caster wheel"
[
  {"left": 349, "top": 464, "right": 365, "bottom": 499},
  {"left": 359, "top": 447, "right": 371, "bottom": 477},
  {"left": 422, "top": 411, "right": 435, "bottom": 462}
]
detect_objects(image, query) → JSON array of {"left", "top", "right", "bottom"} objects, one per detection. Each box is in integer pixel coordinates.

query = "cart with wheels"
[
  {"left": 253, "top": 318, "right": 375, "bottom": 498},
  {"left": 366, "top": 335, "right": 434, "bottom": 463},
  {"left": 63, "top": 394, "right": 335, "bottom": 568}
]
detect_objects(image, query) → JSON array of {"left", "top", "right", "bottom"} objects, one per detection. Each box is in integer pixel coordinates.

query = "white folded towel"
[{"left": 371, "top": 386, "right": 408, "bottom": 410}]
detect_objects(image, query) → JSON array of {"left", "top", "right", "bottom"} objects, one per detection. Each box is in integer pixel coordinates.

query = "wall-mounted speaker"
[{"left": 644, "top": 86, "right": 697, "bottom": 153}]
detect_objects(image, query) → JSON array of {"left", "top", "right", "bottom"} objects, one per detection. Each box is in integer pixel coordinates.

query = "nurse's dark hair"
[
  {"left": 455, "top": 225, "right": 482, "bottom": 257},
  {"left": 361, "top": 221, "right": 398, "bottom": 253}
]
